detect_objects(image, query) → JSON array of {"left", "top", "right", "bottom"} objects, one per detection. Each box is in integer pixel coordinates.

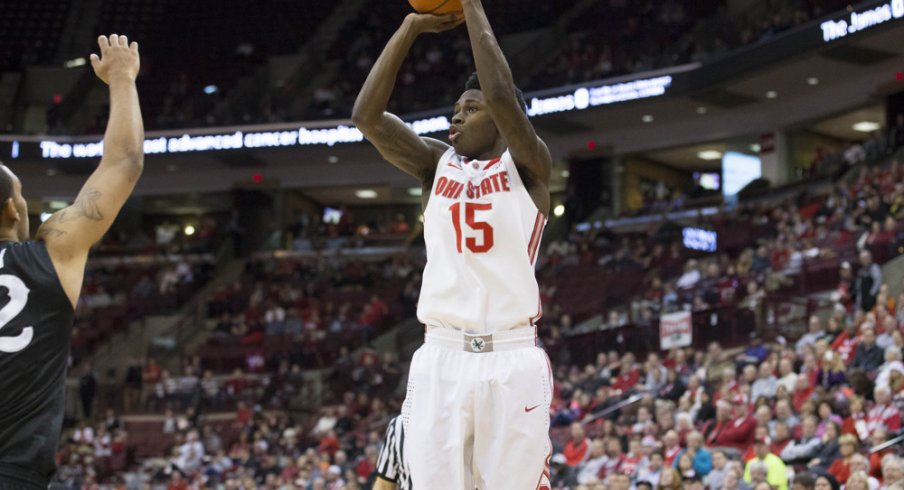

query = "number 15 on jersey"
[{"left": 449, "top": 202, "right": 494, "bottom": 254}]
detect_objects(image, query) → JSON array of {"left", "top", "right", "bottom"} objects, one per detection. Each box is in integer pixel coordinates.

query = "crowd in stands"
[
  {"left": 531, "top": 0, "right": 850, "bottom": 88},
  {"left": 195, "top": 254, "right": 412, "bottom": 375},
  {"left": 536, "top": 152, "right": 904, "bottom": 351},
  {"left": 281, "top": 210, "right": 414, "bottom": 252},
  {"left": 44, "top": 152, "right": 903, "bottom": 489}
]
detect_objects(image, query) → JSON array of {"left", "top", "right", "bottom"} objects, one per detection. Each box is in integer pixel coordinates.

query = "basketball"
[{"left": 408, "top": 0, "right": 463, "bottom": 14}]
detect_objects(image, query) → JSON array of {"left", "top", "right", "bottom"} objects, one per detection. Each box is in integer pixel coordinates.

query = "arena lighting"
[
  {"left": 525, "top": 75, "right": 672, "bottom": 117},
  {"left": 641, "top": 115, "right": 654, "bottom": 123},
  {"left": 40, "top": 212, "right": 53, "bottom": 223},
  {"left": 553, "top": 204, "right": 565, "bottom": 217},
  {"left": 682, "top": 227, "right": 717, "bottom": 252},
  {"left": 48, "top": 200, "right": 67, "bottom": 210},
  {"left": 807, "top": 77, "right": 819, "bottom": 85},
  {"left": 63, "top": 57, "right": 86, "bottom": 68},
  {"left": 355, "top": 189, "right": 378, "bottom": 199},
  {"left": 407, "top": 187, "right": 422, "bottom": 197},
  {"left": 203, "top": 85, "right": 218, "bottom": 95},
  {"left": 696, "top": 150, "right": 723, "bottom": 160},
  {"left": 696, "top": 106, "right": 707, "bottom": 115},
  {"left": 184, "top": 225, "right": 196, "bottom": 236},
  {"left": 853, "top": 121, "right": 881, "bottom": 132},
  {"left": 820, "top": 0, "right": 904, "bottom": 43},
  {"left": 765, "top": 90, "right": 778, "bottom": 99}
]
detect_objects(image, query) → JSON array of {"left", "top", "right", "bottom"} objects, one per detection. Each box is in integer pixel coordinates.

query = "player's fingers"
[
  {"left": 89, "top": 53, "right": 100, "bottom": 68},
  {"left": 110, "top": 34, "right": 119, "bottom": 48},
  {"left": 119, "top": 35, "right": 129, "bottom": 47},
  {"left": 130, "top": 41, "right": 139, "bottom": 53},
  {"left": 436, "top": 12, "right": 460, "bottom": 21},
  {"left": 98, "top": 35, "right": 109, "bottom": 51}
]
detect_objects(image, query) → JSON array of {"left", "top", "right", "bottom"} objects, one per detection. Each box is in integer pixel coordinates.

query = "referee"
[{"left": 375, "top": 415, "right": 409, "bottom": 490}]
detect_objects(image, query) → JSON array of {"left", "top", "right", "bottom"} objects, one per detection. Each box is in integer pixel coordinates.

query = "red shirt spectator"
[
  {"left": 662, "top": 430, "right": 683, "bottom": 466},
  {"left": 234, "top": 402, "right": 252, "bottom": 429},
  {"left": 612, "top": 366, "right": 641, "bottom": 393},
  {"left": 318, "top": 431, "right": 340, "bottom": 456},
  {"left": 866, "top": 392, "right": 902, "bottom": 436},
  {"left": 563, "top": 423, "right": 590, "bottom": 467},
  {"left": 705, "top": 401, "right": 756, "bottom": 451},
  {"left": 142, "top": 359, "right": 161, "bottom": 385},
  {"left": 831, "top": 329, "right": 859, "bottom": 365}
]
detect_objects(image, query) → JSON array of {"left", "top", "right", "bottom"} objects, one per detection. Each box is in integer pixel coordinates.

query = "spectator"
[
  {"left": 751, "top": 362, "right": 778, "bottom": 401},
  {"left": 577, "top": 439, "right": 608, "bottom": 485},
  {"left": 849, "top": 454, "right": 880, "bottom": 490},
  {"left": 781, "top": 415, "right": 821, "bottom": 463},
  {"left": 816, "top": 351, "right": 847, "bottom": 389},
  {"left": 744, "top": 437, "right": 788, "bottom": 490},
  {"left": 659, "top": 467, "right": 683, "bottom": 490},
  {"left": 792, "top": 473, "right": 816, "bottom": 490},
  {"left": 827, "top": 434, "right": 859, "bottom": 483},
  {"left": 676, "top": 431, "right": 712, "bottom": 477},
  {"left": 875, "top": 346, "right": 904, "bottom": 391},
  {"left": 848, "top": 472, "right": 873, "bottom": 490},
  {"left": 79, "top": 362, "right": 97, "bottom": 419},
  {"left": 807, "top": 421, "right": 841, "bottom": 471},
  {"left": 815, "top": 474, "right": 841, "bottom": 490},
  {"left": 564, "top": 422, "right": 591, "bottom": 468},
  {"left": 852, "top": 326, "right": 884, "bottom": 373},
  {"left": 705, "top": 450, "right": 731, "bottom": 490},
  {"left": 636, "top": 450, "right": 666, "bottom": 489},
  {"left": 722, "top": 468, "right": 747, "bottom": 490},
  {"left": 881, "top": 456, "right": 904, "bottom": 489},
  {"left": 776, "top": 358, "right": 799, "bottom": 394},
  {"left": 856, "top": 251, "right": 882, "bottom": 312},
  {"left": 797, "top": 316, "right": 826, "bottom": 354},
  {"left": 867, "top": 387, "right": 901, "bottom": 438}
]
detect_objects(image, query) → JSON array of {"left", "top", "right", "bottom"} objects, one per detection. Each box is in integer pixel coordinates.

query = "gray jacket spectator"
[
  {"left": 856, "top": 251, "right": 882, "bottom": 312},
  {"left": 852, "top": 326, "right": 884, "bottom": 372}
]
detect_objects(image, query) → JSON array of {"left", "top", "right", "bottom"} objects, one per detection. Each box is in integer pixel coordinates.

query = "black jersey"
[{"left": 0, "top": 241, "right": 74, "bottom": 488}]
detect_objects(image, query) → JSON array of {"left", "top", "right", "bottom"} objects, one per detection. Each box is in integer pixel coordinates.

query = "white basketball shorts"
[{"left": 401, "top": 325, "right": 553, "bottom": 489}]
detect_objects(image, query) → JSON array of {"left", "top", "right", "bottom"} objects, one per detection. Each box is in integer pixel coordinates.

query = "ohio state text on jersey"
[{"left": 417, "top": 148, "right": 546, "bottom": 334}]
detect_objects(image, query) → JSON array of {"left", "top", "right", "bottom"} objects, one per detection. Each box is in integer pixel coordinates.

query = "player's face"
[
  {"left": 450, "top": 89, "right": 499, "bottom": 158},
  {"left": 0, "top": 166, "right": 28, "bottom": 240}
]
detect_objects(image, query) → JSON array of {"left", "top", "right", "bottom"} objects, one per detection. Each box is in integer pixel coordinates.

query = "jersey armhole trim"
[{"left": 33, "top": 241, "right": 77, "bottom": 314}]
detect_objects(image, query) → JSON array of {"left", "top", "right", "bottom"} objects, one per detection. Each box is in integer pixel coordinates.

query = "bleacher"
[{"left": 0, "top": 0, "right": 70, "bottom": 72}]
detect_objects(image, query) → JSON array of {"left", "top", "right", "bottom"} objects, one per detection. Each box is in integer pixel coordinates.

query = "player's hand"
[
  {"left": 407, "top": 12, "right": 465, "bottom": 34},
  {"left": 90, "top": 34, "right": 140, "bottom": 85}
]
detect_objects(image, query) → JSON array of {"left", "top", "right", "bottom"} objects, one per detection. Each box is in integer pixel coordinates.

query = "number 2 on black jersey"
[{"left": 0, "top": 248, "right": 33, "bottom": 353}]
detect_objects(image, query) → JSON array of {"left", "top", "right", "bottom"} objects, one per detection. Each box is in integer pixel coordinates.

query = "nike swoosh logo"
[{"left": 525, "top": 405, "right": 541, "bottom": 413}]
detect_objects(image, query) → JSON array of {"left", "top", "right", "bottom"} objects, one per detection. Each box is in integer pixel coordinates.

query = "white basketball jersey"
[{"left": 417, "top": 148, "right": 546, "bottom": 334}]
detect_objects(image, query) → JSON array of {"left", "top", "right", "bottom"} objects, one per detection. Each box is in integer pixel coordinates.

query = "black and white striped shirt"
[{"left": 376, "top": 416, "right": 410, "bottom": 489}]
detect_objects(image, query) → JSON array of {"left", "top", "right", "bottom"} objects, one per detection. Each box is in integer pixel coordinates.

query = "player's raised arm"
[
  {"left": 460, "top": 0, "right": 552, "bottom": 189},
  {"left": 351, "top": 13, "right": 462, "bottom": 183},
  {"left": 36, "top": 34, "right": 144, "bottom": 307}
]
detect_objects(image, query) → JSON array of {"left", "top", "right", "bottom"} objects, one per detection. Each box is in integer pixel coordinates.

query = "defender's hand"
[
  {"left": 90, "top": 34, "right": 140, "bottom": 85},
  {"left": 406, "top": 13, "right": 464, "bottom": 34}
]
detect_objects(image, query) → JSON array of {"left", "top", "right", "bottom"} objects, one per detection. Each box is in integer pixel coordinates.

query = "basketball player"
[
  {"left": 352, "top": 0, "right": 553, "bottom": 487},
  {"left": 0, "top": 34, "right": 143, "bottom": 488},
  {"left": 374, "top": 415, "right": 409, "bottom": 490}
]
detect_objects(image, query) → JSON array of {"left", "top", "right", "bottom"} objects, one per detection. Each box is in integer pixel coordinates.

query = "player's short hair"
[
  {"left": 464, "top": 72, "right": 528, "bottom": 115},
  {"left": 0, "top": 163, "right": 13, "bottom": 206}
]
